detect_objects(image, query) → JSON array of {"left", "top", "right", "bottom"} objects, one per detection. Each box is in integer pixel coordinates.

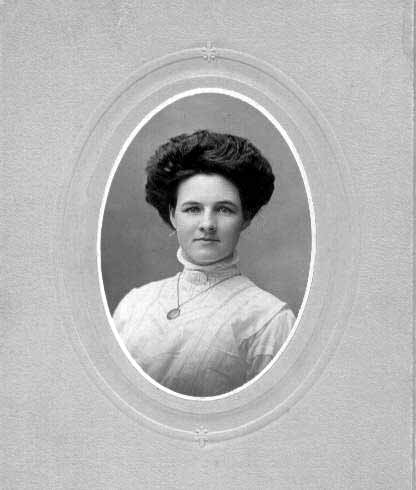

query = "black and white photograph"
[
  {"left": 100, "top": 92, "right": 312, "bottom": 397},
  {"left": 4, "top": 2, "right": 413, "bottom": 488}
]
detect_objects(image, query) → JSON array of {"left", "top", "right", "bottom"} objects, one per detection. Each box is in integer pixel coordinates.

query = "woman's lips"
[{"left": 194, "top": 238, "right": 220, "bottom": 242}]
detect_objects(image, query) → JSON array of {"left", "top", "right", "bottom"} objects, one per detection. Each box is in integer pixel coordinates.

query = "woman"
[{"left": 113, "top": 130, "right": 295, "bottom": 397}]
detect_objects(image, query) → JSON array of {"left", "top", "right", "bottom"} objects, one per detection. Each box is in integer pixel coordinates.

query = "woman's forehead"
[{"left": 176, "top": 174, "right": 241, "bottom": 204}]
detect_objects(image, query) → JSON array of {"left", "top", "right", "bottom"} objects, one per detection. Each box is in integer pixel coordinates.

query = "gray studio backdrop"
[{"left": 101, "top": 93, "right": 311, "bottom": 316}]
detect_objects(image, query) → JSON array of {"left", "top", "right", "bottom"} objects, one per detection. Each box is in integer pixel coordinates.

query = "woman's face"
[{"left": 170, "top": 173, "right": 250, "bottom": 266}]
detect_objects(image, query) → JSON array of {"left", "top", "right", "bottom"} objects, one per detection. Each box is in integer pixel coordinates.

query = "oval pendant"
[{"left": 167, "top": 308, "right": 180, "bottom": 320}]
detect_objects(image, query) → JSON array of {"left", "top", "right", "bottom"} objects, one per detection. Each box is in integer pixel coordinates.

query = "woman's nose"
[{"left": 199, "top": 211, "right": 217, "bottom": 232}]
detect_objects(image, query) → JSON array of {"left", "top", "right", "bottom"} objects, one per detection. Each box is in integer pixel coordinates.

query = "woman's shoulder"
[
  {"left": 113, "top": 274, "right": 178, "bottom": 319},
  {"left": 231, "top": 276, "right": 296, "bottom": 345},
  {"left": 123, "top": 275, "right": 175, "bottom": 297},
  {"left": 235, "top": 275, "right": 288, "bottom": 313}
]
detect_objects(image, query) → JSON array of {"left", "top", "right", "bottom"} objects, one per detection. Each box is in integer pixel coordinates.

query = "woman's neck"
[{"left": 176, "top": 248, "right": 240, "bottom": 284}]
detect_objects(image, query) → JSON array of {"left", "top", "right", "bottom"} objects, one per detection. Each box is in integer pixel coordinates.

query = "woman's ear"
[{"left": 169, "top": 206, "right": 176, "bottom": 230}]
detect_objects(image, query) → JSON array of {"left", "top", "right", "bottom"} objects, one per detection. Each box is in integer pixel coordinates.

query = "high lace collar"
[{"left": 176, "top": 248, "right": 240, "bottom": 285}]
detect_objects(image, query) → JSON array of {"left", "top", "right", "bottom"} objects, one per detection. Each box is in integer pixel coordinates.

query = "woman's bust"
[{"left": 113, "top": 130, "right": 295, "bottom": 397}]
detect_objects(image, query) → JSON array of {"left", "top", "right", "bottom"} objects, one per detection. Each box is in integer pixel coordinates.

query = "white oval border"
[{"left": 97, "top": 87, "right": 316, "bottom": 402}]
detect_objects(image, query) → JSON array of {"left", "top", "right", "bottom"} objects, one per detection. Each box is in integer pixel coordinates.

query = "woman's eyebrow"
[
  {"left": 181, "top": 199, "right": 238, "bottom": 207},
  {"left": 217, "top": 200, "right": 238, "bottom": 208},
  {"left": 181, "top": 201, "right": 201, "bottom": 206},
  {"left": 180, "top": 200, "right": 238, "bottom": 207}
]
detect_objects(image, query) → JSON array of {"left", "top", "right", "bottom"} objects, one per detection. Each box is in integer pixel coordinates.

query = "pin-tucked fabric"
[{"left": 113, "top": 250, "right": 295, "bottom": 397}]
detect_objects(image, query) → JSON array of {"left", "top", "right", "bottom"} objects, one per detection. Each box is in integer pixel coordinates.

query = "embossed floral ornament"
[
  {"left": 202, "top": 41, "right": 216, "bottom": 62},
  {"left": 194, "top": 426, "right": 209, "bottom": 447}
]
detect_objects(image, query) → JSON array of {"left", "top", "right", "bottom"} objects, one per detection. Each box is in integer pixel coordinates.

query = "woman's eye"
[
  {"left": 217, "top": 206, "right": 234, "bottom": 214},
  {"left": 184, "top": 206, "right": 201, "bottom": 213}
]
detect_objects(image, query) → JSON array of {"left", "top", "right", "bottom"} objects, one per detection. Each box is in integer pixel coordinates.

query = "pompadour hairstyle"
[{"left": 145, "top": 129, "right": 275, "bottom": 227}]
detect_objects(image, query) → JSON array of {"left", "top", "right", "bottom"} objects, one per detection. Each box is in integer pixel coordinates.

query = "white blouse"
[{"left": 113, "top": 250, "right": 295, "bottom": 397}]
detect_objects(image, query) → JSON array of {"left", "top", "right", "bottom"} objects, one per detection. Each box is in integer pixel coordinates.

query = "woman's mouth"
[{"left": 194, "top": 237, "right": 220, "bottom": 242}]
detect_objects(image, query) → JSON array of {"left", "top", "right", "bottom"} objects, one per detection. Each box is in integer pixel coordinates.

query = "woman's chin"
[{"left": 185, "top": 250, "right": 233, "bottom": 266}]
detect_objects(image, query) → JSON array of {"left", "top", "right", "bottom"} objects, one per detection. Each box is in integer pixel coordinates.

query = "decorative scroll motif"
[
  {"left": 194, "top": 426, "right": 209, "bottom": 447},
  {"left": 202, "top": 41, "right": 216, "bottom": 62}
]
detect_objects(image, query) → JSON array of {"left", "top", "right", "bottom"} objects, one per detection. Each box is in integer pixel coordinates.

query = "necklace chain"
[{"left": 166, "top": 271, "right": 241, "bottom": 320}]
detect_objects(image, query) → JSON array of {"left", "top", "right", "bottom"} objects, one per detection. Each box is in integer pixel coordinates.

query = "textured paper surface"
[{"left": 3, "top": 1, "right": 414, "bottom": 488}]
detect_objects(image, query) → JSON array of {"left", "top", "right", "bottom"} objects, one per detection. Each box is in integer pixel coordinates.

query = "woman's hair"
[{"left": 145, "top": 129, "right": 275, "bottom": 227}]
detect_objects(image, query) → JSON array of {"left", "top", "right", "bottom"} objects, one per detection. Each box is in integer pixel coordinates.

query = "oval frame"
[
  {"left": 57, "top": 47, "right": 360, "bottom": 444},
  {"left": 98, "top": 87, "right": 315, "bottom": 401}
]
